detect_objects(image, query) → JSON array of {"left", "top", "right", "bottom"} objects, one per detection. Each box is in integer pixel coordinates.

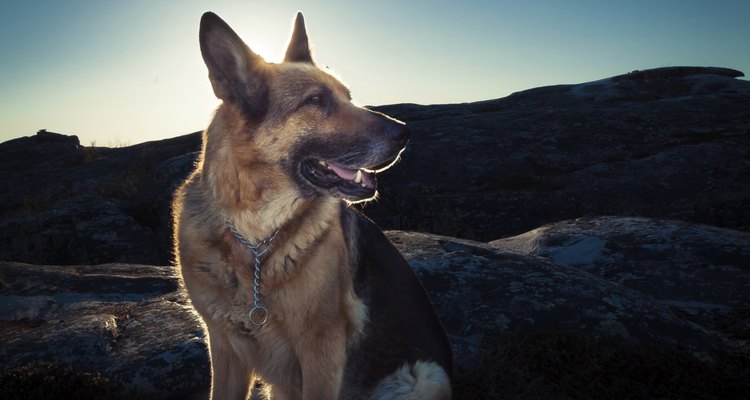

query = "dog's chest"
[
  {"left": 200, "top": 259, "right": 262, "bottom": 335},
  {"left": 221, "top": 239, "right": 364, "bottom": 339}
]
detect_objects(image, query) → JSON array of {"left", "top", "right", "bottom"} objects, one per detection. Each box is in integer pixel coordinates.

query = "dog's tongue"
[
  {"left": 327, "top": 163, "right": 376, "bottom": 188},
  {"left": 327, "top": 163, "right": 357, "bottom": 180}
]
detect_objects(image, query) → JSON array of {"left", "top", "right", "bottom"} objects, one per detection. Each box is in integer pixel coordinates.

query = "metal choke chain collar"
[{"left": 225, "top": 218, "right": 279, "bottom": 327}]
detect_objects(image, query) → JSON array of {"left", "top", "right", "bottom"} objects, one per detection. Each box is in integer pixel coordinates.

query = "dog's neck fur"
[{"left": 200, "top": 105, "right": 339, "bottom": 246}]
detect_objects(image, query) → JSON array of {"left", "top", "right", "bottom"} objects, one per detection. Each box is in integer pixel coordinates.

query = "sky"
[{"left": 1, "top": 0, "right": 748, "bottom": 146}]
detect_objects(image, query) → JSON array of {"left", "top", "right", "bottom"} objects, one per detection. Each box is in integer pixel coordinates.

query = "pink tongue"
[
  {"left": 327, "top": 162, "right": 376, "bottom": 188},
  {"left": 327, "top": 163, "right": 357, "bottom": 180}
]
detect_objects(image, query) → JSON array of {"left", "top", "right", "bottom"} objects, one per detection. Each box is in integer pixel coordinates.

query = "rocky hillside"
[
  {"left": 0, "top": 130, "right": 199, "bottom": 265},
  {"left": 370, "top": 66, "right": 750, "bottom": 240},
  {"left": 1, "top": 67, "right": 748, "bottom": 266},
  {"left": 1, "top": 66, "right": 749, "bottom": 398}
]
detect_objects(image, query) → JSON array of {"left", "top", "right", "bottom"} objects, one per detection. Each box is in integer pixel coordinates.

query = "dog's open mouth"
[{"left": 301, "top": 159, "right": 382, "bottom": 200}]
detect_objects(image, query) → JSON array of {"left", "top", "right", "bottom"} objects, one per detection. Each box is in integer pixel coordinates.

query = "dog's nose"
[{"left": 385, "top": 123, "right": 411, "bottom": 145}]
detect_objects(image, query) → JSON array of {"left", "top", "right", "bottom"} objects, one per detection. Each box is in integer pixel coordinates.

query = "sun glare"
[{"left": 239, "top": 33, "right": 283, "bottom": 63}]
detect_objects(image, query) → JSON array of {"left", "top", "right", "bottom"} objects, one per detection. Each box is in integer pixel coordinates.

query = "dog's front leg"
[
  {"left": 296, "top": 327, "right": 347, "bottom": 400},
  {"left": 207, "top": 325, "right": 252, "bottom": 400}
]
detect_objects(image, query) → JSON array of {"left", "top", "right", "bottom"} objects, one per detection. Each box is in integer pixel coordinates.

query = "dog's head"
[{"left": 199, "top": 12, "right": 409, "bottom": 204}]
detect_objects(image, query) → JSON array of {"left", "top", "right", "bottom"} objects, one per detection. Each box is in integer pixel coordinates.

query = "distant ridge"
[{"left": 1, "top": 66, "right": 748, "bottom": 264}]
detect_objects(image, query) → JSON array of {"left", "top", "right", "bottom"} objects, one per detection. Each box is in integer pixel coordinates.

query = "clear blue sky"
[{"left": 1, "top": 0, "right": 748, "bottom": 146}]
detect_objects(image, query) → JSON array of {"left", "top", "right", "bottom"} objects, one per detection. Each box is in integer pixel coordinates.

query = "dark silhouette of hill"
[
  {"left": 368, "top": 66, "right": 750, "bottom": 239},
  {"left": 1, "top": 66, "right": 747, "bottom": 265}
]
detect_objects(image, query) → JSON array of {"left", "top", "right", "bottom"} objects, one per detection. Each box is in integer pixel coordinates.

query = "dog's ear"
[
  {"left": 284, "top": 12, "right": 313, "bottom": 63},
  {"left": 200, "top": 12, "right": 268, "bottom": 118}
]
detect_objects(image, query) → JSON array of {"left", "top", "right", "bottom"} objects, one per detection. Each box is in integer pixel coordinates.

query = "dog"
[{"left": 173, "top": 11, "right": 452, "bottom": 400}]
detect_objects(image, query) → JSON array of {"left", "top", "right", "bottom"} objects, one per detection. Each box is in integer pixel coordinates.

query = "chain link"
[{"left": 225, "top": 218, "right": 279, "bottom": 327}]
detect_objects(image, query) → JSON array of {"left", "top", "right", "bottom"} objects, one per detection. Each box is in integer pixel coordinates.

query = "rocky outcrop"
[
  {"left": 2, "top": 217, "right": 748, "bottom": 398},
  {"left": 369, "top": 66, "right": 750, "bottom": 240},
  {"left": 388, "top": 229, "right": 732, "bottom": 370},
  {"left": 0, "top": 262, "right": 209, "bottom": 399},
  {"left": 1, "top": 66, "right": 749, "bottom": 265},
  {"left": 0, "top": 131, "right": 200, "bottom": 265},
  {"left": 490, "top": 216, "right": 750, "bottom": 352}
]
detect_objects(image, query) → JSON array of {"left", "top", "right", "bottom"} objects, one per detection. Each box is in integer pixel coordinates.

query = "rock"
[
  {"left": 387, "top": 230, "right": 733, "bottom": 372},
  {"left": 368, "top": 66, "right": 750, "bottom": 240},
  {"left": 0, "top": 130, "right": 201, "bottom": 265},
  {"left": 0, "top": 262, "right": 209, "bottom": 399},
  {"left": 490, "top": 216, "right": 750, "bottom": 351},
  {"left": 2, "top": 194, "right": 160, "bottom": 265},
  {"left": 0, "top": 67, "right": 750, "bottom": 265},
  {"left": 2, "top": 66, "right": 749, "bottom": 397},
  {"left": 3, "top": 216, "right": 746, "bottom": 397},
  {"left": 2, "top": 67, "right": 749, "bottom": 265}
]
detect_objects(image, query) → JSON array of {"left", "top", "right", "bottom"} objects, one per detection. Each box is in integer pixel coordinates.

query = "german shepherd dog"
[{"left": 173, "top": 11, "right": 452, "bottom": 400}]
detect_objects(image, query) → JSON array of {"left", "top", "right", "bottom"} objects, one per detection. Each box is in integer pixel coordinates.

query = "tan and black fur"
[{"left": 173, "top": 12, "right": 452, "bottom": 400}]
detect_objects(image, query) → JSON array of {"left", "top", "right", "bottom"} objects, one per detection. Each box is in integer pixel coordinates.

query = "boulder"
[
  {"left": 387, "top": 230, "right": 730, "bottom": 371},
  {"left": 0, "top": 262, "right": 209, "bottom": 399},
  {"left": 490, "top": 216, "right": 750, "bottom": 351}
]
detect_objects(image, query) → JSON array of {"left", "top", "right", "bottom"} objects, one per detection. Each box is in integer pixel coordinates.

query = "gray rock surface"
[
  {"left": 3, "top": 216, "right": 747, "bottom": 397},
  {"left": 387, "top": 229, "right": 734, "bottom": 371},
  {"left": 490, "top": 216, "right": 750, "bottom": 352},
  {"left": 0, "top": 262, "right": 209, "bottom": 399}
]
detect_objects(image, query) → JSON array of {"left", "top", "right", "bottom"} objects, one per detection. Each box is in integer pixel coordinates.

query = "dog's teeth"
[
  {"left": 361, "top": 182, "right": 367, "bottom": 188},
  {"left": 318, "top": 160, "right": 327, "bottom": 167},
  {"left": 354, "top": 170, "right": 363, "bottom": 183}
]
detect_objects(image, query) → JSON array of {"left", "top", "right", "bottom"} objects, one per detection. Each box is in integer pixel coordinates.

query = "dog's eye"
[
  {"left": 300, "top": 91, "right": 331, "bottom": 112},
  {"left": 306, "top": 94, "right": 324, "bottom": 107}
]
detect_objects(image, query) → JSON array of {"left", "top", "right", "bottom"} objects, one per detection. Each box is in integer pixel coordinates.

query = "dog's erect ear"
[
  {"left": 284, "top": 12, "right": 313, "bottom": 63},
  {"left": 199, "top": 12, "right": 268, "bottom": 118}
]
